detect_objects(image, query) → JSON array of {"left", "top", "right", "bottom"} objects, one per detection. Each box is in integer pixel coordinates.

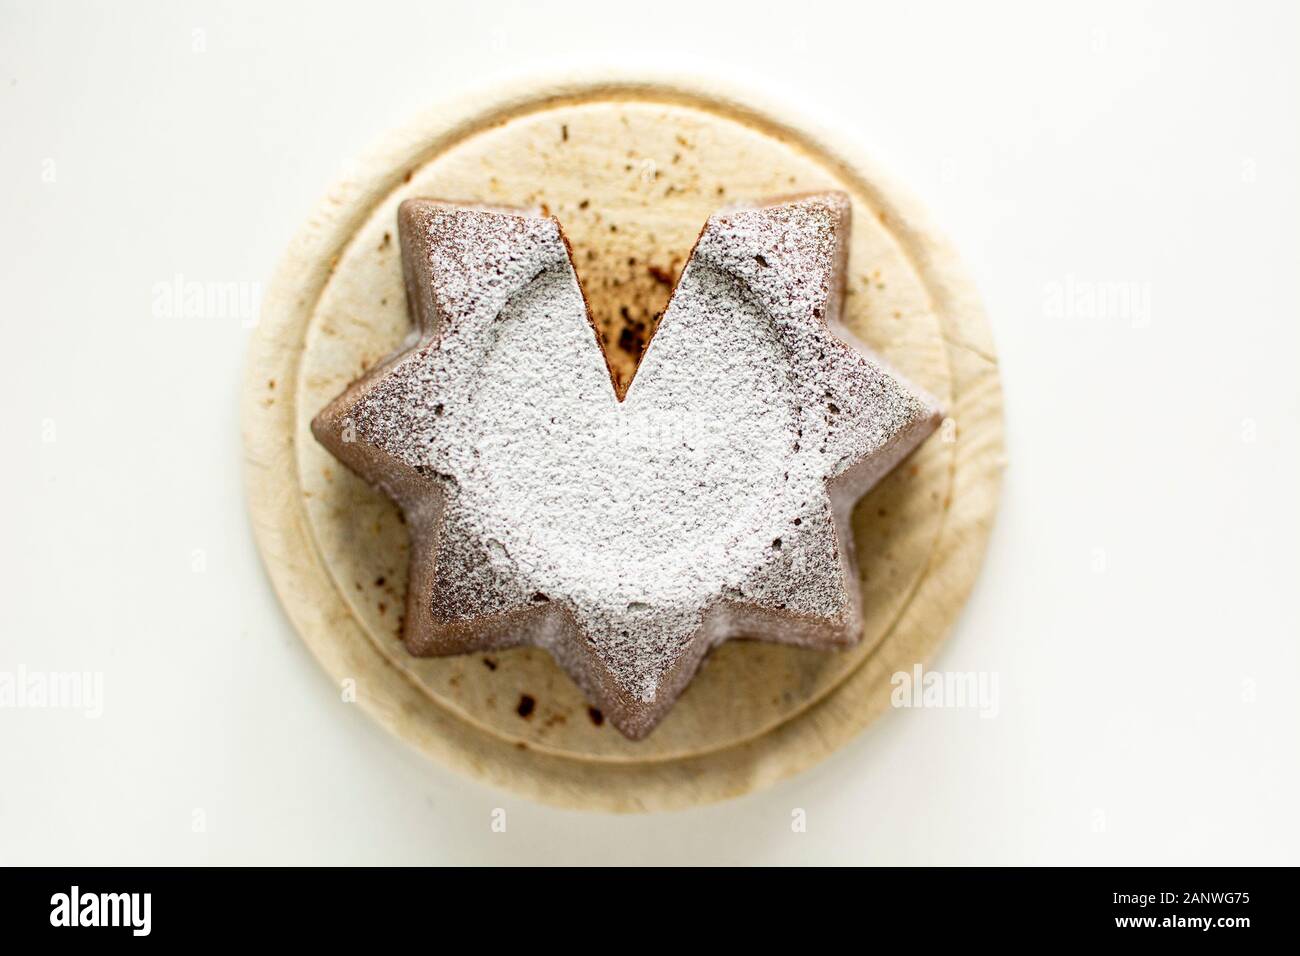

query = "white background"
[{"left": 1, "top": 0, "right": 1297, "bottom": 865}]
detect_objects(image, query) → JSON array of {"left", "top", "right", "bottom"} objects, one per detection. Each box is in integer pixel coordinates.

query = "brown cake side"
[{"left": 312, "top": 193, "right": 942, "bottom": 738}]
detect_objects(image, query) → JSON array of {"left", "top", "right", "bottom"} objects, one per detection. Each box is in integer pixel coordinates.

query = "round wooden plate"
[{"left": 241, "top": 73, "right": 1005, "bottom": 811}]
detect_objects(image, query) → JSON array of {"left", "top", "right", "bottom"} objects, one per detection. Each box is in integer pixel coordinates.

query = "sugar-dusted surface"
[
  {"left": 294, "top": 98, "right": 955, "bottom": 757},
  {"left": 314, "top": 194, "right": 940, "bottom": 738}
]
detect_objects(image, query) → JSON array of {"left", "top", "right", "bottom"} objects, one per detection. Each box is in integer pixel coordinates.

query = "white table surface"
[{"left": 1, "top": 0, "right": 1296, "bottom": 865}]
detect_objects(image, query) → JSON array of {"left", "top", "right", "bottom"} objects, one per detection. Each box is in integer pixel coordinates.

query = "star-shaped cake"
[{"left": 313, "top": 192, "right": 942, "bottom": 739}]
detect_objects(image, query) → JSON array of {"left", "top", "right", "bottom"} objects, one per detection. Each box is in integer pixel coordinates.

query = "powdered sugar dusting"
[{"left": 314, "top": 194, "right": 942, "bottom": 737}]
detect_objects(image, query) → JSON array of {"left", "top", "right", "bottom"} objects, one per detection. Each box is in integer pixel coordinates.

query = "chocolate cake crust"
[{"left": 312, "top": 193, "right": 942, "bottom": 739}]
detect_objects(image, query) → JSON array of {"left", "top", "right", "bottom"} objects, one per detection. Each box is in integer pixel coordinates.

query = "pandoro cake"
[{"left": 312, "top": 191, "right": 942, "bottom": 739}]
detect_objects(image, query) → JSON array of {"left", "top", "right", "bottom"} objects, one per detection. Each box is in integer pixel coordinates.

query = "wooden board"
[{"left": 241, "top": 73, "right": 1005, "bottom": 810}]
